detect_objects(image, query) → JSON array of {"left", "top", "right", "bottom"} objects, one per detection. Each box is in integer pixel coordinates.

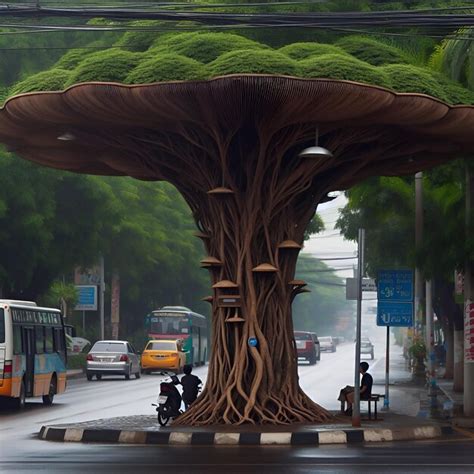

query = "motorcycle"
[{"left": 152, "top": 371, "right": 182, "bottom": 426}]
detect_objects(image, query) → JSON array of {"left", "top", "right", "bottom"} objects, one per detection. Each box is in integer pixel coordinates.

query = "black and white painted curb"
[{"left": 38, "top": 425, "right": 453, "bottom": 445}]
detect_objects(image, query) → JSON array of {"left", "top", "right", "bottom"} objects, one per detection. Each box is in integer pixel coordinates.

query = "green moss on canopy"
[
  {"left": 381, "top": 64, "right": 449, "bottom": 102},
  {"left": 6, "top": 31, "right": 474, "bottom": 108},
  {"left": 55, "top": 48, "right": 97, "bottom": 70},
  {"left": 114, "top": 20, "right": 165, "bottom": 52},
  {"left": 125, "top": 54, "right": 209, "bottom": 83},
  {"left": 209, "top": 49, "right": 300, "bottom": 76},
  {"left": 150, "top": 32, "right": 267, "bottom": 64},
  {"left": 432, "top": 72, "right": 474, "bottom": 105},
  {"left": 300, "top": 54, "right": 390, "bottom": 87},
  {"left": 279, "top": 42, "right": 348, "bottom": 61},
  {"left": 65, "top": 50, "right": 142, "bottom": 87},
  {"left": 336, "top": 36, "right": 409, "bottom": 66},
  {"left": 10, "top": 69, "right": 72, "bottom": 96}
]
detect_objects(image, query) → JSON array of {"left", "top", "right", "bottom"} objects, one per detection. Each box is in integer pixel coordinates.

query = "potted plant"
[{"left": 408, "top": 337, "right": 427, "bottom": 378}]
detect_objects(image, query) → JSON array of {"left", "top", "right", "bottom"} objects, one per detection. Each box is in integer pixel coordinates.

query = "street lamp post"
[{"left": 352, "top": 228, "right": 365, "bottom": 427}]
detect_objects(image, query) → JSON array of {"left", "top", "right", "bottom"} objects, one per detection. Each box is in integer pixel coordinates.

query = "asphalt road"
[{"left": 1, "top": 341, "right": 473, "bottom": 473}]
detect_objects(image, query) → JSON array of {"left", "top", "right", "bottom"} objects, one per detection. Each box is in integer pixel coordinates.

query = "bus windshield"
[
  {"left": 0, "top": 309, "right": 4, "bottom": 343},
  {"left": 150, "top": 314, "right": 189, "bottom": 334}
]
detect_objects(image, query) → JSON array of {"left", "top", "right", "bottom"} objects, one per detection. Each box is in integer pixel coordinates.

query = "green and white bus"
[{"left": 145, "top": 306, "right": 208, "bottom": 366}]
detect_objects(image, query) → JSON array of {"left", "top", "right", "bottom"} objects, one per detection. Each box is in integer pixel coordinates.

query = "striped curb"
[{"left": 38, "top": 424, "right": 452, "bottom": 445}]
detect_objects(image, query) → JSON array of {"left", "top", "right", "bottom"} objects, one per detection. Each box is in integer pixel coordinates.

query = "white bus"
[{"left": 0, "top": 300, "right": 67, "bottom": 408}]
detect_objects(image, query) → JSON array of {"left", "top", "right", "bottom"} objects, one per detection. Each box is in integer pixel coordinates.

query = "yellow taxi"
[{"left": 140, "top": 339, "right": 187, "bottom": 374}]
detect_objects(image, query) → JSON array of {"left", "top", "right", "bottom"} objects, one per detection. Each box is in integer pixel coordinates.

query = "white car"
[
  {"left": 319, "top": 336, "right": 336, "bottom": 353},
  {"left": 66, "top": 334, "right": 91, "bottom": 353}
]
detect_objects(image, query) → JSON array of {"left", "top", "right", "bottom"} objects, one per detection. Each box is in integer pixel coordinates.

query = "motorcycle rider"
[{"left": 180, "top": 364, "right": 202, "bottom": 410}]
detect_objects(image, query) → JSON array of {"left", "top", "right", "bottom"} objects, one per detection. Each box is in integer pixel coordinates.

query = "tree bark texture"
[{"left": 2, "top": 76, "right": 474, "bottom": 424}]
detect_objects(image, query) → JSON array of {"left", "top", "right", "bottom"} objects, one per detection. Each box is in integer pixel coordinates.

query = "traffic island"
[{"left": 38, "top": 413, "right": 453, "bottom": 445}]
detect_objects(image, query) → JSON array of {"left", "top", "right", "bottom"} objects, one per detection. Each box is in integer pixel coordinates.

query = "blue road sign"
[
  {"left": 74, "top": 285, "right": 97, "bottom": 311},
  {"left": 377, "top": 269, "right": 414, "bottom": 302},
  {"left": 377, "top": 301, "right": 413, "bottom": 327}
]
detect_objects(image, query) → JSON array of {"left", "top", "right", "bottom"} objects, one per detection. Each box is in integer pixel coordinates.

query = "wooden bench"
[{"left": 362, "top": 394, "right": 385, "bottom": 420}]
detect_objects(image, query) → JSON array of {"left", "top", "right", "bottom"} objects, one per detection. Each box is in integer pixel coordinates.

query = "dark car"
[
  {"left": 294, "top": 331, "right": 320, "bottom": 365},
  {"left": 310, "top": 332, "right": 321, "bottom": 361}
]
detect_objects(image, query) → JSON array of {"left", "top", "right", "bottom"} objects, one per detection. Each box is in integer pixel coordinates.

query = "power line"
[{"left": 4, "top": 5, "right": 474, "bottom": 30}]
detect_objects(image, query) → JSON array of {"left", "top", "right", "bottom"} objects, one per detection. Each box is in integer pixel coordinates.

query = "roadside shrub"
[
  {"left": 209, "top": 49, "right": 300, "bottom": 76},
  {"left": 10, "top": 69, "right": 72, "bottom": 95},
  {"left": 336, "top": 36, "right": 409, "bottom": 66},
  {"left": 279, "top": 42, "right": 348, "bottom": 61},
  {"left": 300, "top": 54, "right": 390, "bottom": 87},
  {"left": 125, "top": 54, "right": 209, "bottom": 83},
  {"left": 67, "top": 353, "right": 87, "bottom": 371},
  {"left": 65, "top": 50, "right": 142, "bottom": 86}
]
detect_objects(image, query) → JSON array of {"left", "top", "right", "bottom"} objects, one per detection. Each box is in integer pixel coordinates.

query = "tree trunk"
[
  {"left": 453, "top": 329, "right": 464, "bottom": 392},
  {"left": 150, "top": 125, "right": 335, "bottom": 425},
  {"left": 175, "top": 185, "right": 332, "bottom": 425},
  {"left": 444, "top": 323, "right": 454, "bottom": 379}
]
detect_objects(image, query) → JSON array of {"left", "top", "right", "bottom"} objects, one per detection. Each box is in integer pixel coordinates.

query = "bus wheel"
[
  {"left": 42, "top": 376, "right": 56, "bottom": 405},
  {"left": 13, "top": 380, "right": 26, "bottom": 409}
]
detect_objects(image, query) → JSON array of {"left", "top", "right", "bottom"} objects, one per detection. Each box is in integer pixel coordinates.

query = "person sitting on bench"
[{"left": 337, "top": 361, "right": 373, "bottom": 415}]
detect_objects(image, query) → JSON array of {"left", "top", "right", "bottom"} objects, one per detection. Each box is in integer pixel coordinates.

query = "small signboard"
[
  {"left": 74, "top": 285, "right": 98, "bottom": 311},
  {"left": 376, "top": 269, "right": 414, "bottom": 327},
  {"left": 345, "top": 278, "right": 377, "bottom": 300},
  {"left": 377, "top": 301, "right": 414, "bottom": 327},
  {"left": 377, "top": 269, "right": 414, "bottom": 302},
  {"left": 465, "top": 302, "right": 474, "bottom": 362}
]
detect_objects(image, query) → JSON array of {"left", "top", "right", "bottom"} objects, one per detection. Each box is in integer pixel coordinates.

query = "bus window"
[
  {"left": 13, "top": 325, "right": 23, "bottom": 354},
  {"left": 54, "top": 328, "right": 64, "bottom": 353},
  {"left": 35, "top": 326, "right": 45, "bottom": 354},
  {"left": 0, "top": 308, "right": 4, "bottom": 343},
  {"left": 45, "top": 326, "right": 54, "bottom": 353}
]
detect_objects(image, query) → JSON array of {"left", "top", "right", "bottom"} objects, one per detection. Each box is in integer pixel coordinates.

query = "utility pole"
[
  {"left": 464, "top": 166, "right": 474, "bottom": 416},
  {"left": 414, "top": 172, "right": 424, "bottom": 338},
  {"left": 352, "top": 228, "right": 365, "bottom": 428},
  {"left": 100, "top": 255, "right": 105, "bottom": 340},
  {"left": 426, "top": 280, "right": 437, "bottom": 407}
]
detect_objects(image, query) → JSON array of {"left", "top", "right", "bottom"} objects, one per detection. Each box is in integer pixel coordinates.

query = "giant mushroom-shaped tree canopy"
[{"left": 2, "top": 32, "right": 474, "bottom": 425}]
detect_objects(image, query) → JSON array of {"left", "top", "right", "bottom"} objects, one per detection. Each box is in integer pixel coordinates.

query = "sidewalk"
[{"left": 39, "top": 345, "right": 456, "bottom": 445}]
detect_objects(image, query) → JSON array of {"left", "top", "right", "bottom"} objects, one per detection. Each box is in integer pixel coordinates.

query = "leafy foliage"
[
  {"left": 125, "top": 54, "right": 209, "bottom": 83},
  {"left": 336, "top": 36, "right": 410, "bottom": 66},
  {"left": 209, "top": 49, "right": 300, "bottom": 76},
  {"left": 300, "top": 54, "right": 390, "bottom": 87},
  {"left": 65, "top": 50, "right": 142, "bottom": 86},
  {"left": 293, "top": 255, "right": 354, "bottom": 338}
]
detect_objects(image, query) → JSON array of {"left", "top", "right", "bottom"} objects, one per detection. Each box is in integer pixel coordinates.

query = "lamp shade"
[{"left": 298, "top": 145, "right": 333, "bottom": 159}]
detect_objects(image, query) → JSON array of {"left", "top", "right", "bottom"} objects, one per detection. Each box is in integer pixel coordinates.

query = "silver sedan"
[{"left": 86, "top": 340, "right": 141, "bottom": 381}]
